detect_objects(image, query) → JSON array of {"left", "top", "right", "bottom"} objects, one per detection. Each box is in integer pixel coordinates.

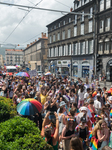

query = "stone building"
[
  {"left": 24, "top": 33, "right": 48, "bottom": 71},
  {"left": 47, "top": 0, "right": 95, "bottom": 78},
  {"left": 96, "top": 0, "right": 112, "bottom": 81},
  {"left": 5, "top": 49, "right": 23, "bottom": 66}
]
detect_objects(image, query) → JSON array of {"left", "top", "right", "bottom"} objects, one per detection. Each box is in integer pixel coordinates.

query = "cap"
[
  {"left": 60, "top": 101, "right": 66, "bottom": 107},
  {"left": 97, "top": 93, "right": 100, "bottom": 96},
  {"left": 81, "top": 117, "right": 86, "bottom": 123},
  {"left": 79, "top": 106, "right": 88, "bottom": 112},
  {"left": 109, "top": 96, "right": 112, "bottom": 101}
]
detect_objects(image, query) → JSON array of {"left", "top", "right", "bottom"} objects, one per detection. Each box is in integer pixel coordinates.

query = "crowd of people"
[{"left": 0, "top": 73, "right": 112, "bottom": 150}]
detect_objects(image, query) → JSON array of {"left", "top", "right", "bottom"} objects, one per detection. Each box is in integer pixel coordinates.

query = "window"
[
  {"left": 77, "top": 0, "right": 81, "bottom": 7},
  {"left": 54, "top": 25, "right": 56, "bottom": 29},
  {"left": 98, "top": 43, "right": 103, "bottom": 54},
  {"left": 89, "top": 20, "right": 93, "bottom": 32},
  {"left": 105, "top": 18, "right": 110, "bottom": 31},
  {"left": 50, "top": 36, "right": 52, "bottom": 43},
  {"left": 58, "top": 32, "right": 60, "bottom": 41},
  {"left": 75, "top": 3, "right": 77, "bottom": 9},
  {"left": 74, "top": 15, "right": 77, "bottom": 24},
  {"left": 53, "top": 47, "right": 55, "bottom": 56},
  {"left": 82, "top": 0, "right": 84, "bottom": 5},
  {"left": 100, "top": 0, "right": 104, "bottom": 11},
  {"left": 88, "top": 40, "right": 93, "bottom": 54},
  {"left": 62, "top": 31, "right": 65, "bottom": 40},
  {"left": 73, "top": 43, "right": 77, "bottom": 55},
  {"left": 69, "top": 18, "right": 71, "bottom": 23},
  {"left": 80, "top": 41, "right": 85, "bottom": 55},
  {"left": 74, "top": 26, "right": 77, "bottom": 36},
  {"left": 62, "top": 45, "right": 64, "bottom": 56},
  {"left": 89, "top": 7, "right": 93, "bottom": 18},
  {"left": 106, "top": 0, "right": 111, "bottom": 9},
  {"left": 68, "top": 44, "right": 71, "bottom": 55},
  {"left": 81, "top": 24, "right": 84, "bottom": 35},
  {"left": 99, "top": 20, "right": 104, "bottom": 33},
  {"left": 53, "top": 34, "right": 55, "bottom": 42},
  {"left": 68, "top": 29, "right": 71, "bottom": 38},
  {"left": 49, "top": 48, "right": 51, "bottom": 57},
  {"left": 59, "top": 23, "right": 60, "bottom": 27},
  {"left": 80, "top": 11, "right": 84, "bottom": 22},
  {"left": 104, "top": 42, "right": 109, "bottom": 54},
  {"left": 63, "top": 21, "right": 65, "bottom": 25}
]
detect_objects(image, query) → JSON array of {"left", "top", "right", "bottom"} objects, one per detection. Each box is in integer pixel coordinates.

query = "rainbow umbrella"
[
  {"left": 16, "top": 72, "right": 30, "bottom": 78},
  {"left": 45, "top": 71, "right": 52, "bottom": 76},
  {"left": 17, "top": 99, "right": 42, "bottom": 116}
]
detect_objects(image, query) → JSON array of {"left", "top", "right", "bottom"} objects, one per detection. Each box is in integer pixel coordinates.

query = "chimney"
[
  {"left": 42, "top": 32, "right": 44, "bottom": 38},
  {"left": 70, "top": 7, "right": 73, "bottom": 12},
  {"left": 45, "top": 33, "right": 46, "bottom": 37},
  {"left": 35, "top": 39, "right": 37, "bottom": 42},
  {"left": 27, "top": 44, "right": 29, "bottom": 47}
]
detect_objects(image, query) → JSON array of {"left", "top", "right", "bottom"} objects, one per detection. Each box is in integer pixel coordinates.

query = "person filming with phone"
[{"left": 41, "top": 111, "right": 59, "bottom": 150}]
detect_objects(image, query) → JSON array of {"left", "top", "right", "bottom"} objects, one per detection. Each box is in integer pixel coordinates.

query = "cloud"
[{"left": 0, "top": 0, "right": 74, "bottom": 46}]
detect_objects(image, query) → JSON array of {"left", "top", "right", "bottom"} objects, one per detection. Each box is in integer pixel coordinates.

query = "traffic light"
[{"left": 96, "top": 54, "right": 102, "bottom": 72}]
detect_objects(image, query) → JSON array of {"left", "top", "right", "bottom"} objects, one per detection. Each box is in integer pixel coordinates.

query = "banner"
[{"left": 28, "top": 70, "right": 37, "bottom": 78}]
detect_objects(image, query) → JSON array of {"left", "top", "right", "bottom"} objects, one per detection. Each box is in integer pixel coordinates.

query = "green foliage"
[
  {"left": 0, "top": 96, "right": 17, "bottom": 122},
  {"left": 0, "top": 116, "right": 53, "bottom": 150}
]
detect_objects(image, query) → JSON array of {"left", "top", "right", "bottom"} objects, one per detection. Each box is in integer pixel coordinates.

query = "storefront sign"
[{"left": 57, "top": 60, "right": 70, "bottom": 67}]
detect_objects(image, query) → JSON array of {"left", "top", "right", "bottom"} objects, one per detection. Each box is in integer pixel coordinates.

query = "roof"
[{"left": 5, "top": 49, "right": 23, "bottom": 52}]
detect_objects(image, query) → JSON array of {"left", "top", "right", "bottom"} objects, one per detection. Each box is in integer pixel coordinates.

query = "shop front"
[
  {"left": 57, "top": 60, "right": 70, "bottom": 77},
  {"left": 73, "top": 62, "right": 78, "bottom": 77},
  {"left": 106, "top": 59, "right": 112, "bottom": 81},
  {"left": 82, "top": 61, "right": 90, "bottom": 78}
]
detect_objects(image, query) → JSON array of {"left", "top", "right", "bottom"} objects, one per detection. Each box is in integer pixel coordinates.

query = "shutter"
[
  {"left": 66, "top": 45, "right": 68, "bottom": 55},
  {"left": 69, "top": 44, "right": 71, "bottom": 55},
  {"left": 83, "top": 41, "right": 85, "bottom": 54},
  {"left": 78, "top": 43, "right": 80, "bottom": 55},
  {"left": 76, "top": 43, "right": 78, "bottom": 55},
  {"left": 64, "top": 45, "right": 65, "bottom": 56},
  {"left": 86, "top": 41, "right": 88, "bottom": 54},
  {"left": 91, "top": 40, "right": 93, "bottom": 53},
  {"left": 49, "top": 49, "right": 50, "bottom": 57},
  {"left": 72, "top": 43, "right": 74, "bottom": 55},
  {"left": 60, "top": 46, "right": 62, "bottom": 56}
]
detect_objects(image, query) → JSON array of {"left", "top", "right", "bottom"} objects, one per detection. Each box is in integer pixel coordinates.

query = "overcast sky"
[{"left": 0, "top": 0, "right": 74, "bottom": 47}]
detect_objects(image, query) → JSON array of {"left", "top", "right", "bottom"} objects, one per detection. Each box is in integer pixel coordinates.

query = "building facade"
[
  {"left": 96, "top": 0, "right": 112, "bottom": 81},
  {"left": 47, "top": 0, "right": 96, "bottom": 78},
  {"left": 24, "top": 33, "right": 48, "bottom": 71},
  {"left": 0, "top": 55, "right": 4, "bottom": 67},
  {"left": 5, "top": 49, "right": 23, "bottom": 66}
]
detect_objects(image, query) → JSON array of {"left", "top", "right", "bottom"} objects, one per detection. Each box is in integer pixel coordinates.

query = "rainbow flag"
[
  {"left": 89, "top": 131, "right": 92, "bottom": 140},
  {"left": 110, "top": 109, "right": 112, "bottom": 117},
  {"left": 90, "top": 136, "right": 98, "bottom": 150}
]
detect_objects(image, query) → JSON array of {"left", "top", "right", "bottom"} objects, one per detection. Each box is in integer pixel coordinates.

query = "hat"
[
  {"left": 97, "top": 93, "right": 100, "bottom": 96},
  {"left": 81, "top": 116, "right": 86, "bottom": 123},
  {"left": 94, "top": 115, "right": 102, "bottom": 119},
  {"left": 79, "top": 106, "right": 88, "bottom": 112},
  {"left": 60, "top": 101, "right": 66, "bottom": 107},
  {"left": 63, "top": 95, "right": 70, "bottom": 102},
  {"left": 108, "top": 90, "right": 111, "bottom": 94},
  {"left": 109, "top": 96, "right": 112, "bottom": 101}
]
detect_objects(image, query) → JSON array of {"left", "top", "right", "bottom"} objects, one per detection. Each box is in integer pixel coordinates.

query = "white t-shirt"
[
  {"left": 94, "top": 99, "right": 101, "bottom": 109},
  {"left": 70, "top": 96, "right": 76, "bottom": 103},
  {"left": 78, "top": 89, "right": 85, "bottom": 101},
  {"left": 84, "top": 92, "right": 89, "bottom": 100}
]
